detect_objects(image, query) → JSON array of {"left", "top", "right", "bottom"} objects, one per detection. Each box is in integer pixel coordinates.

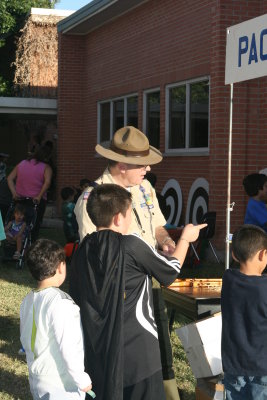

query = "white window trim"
[
  {"left": 97, "top": 93, "right": 138, "bottom": 143},
  {"left": 165, "top": 76, "right": 210, "bottom": 156},
  {"left": 142, "top": 87, "right": 160, "bottom": 134}
]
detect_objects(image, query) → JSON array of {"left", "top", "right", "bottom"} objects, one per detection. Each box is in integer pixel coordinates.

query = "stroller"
[{"left": 2, "top": 198, "right": 38, "bottom": 269}]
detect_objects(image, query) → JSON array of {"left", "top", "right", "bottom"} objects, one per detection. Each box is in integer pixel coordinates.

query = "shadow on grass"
[
  {"left": 0, "top": 368, "right": 31, "bottom": 400},
  {"left": 0, "top": 315, "right": 31, "bottom": 399},
  {"left": 0, "top": 315, "right": 21, "bottom": 355},
  {"left": 0, "top": 258, "right": 35, "bottom": 288}
]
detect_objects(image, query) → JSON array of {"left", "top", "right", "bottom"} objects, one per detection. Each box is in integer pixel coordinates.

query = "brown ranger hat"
[{"left": 95, "top": 126, "right": 162, "bottom": 165}]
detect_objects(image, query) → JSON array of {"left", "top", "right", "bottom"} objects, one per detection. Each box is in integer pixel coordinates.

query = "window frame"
[
  {"left": 97, "top": 93, "right": 138, "bottom": 143},
  {"left": 165, "top": 76, "right": 210, "bottom": 156},
  {"left": 142, "top": 87, "right": 161, "bottom": 149}
]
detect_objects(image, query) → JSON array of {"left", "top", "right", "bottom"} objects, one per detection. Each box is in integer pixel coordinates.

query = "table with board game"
[{"left": 162, "top": 279, "right": 222, "bottom": 326}]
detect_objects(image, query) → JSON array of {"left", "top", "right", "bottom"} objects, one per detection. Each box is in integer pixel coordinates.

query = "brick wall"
[{"left": 58, "top": 0, "right": 267, "bottom": 250}]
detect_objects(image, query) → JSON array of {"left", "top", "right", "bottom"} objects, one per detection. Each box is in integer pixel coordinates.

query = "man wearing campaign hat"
[{"left": 74, "top": 126, "right": 180, "bottom": 400}]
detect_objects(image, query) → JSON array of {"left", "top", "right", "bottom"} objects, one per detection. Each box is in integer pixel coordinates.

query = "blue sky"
[{"left": 55, "top": 0, "right": 92, "bottom": 10}]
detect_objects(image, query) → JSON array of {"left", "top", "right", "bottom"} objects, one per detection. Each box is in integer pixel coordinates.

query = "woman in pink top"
[{"left": 7, "top": 144, "right": 53, "bottom": 241}]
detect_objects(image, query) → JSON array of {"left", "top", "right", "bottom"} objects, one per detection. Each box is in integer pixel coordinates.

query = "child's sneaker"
[
  {"left": 13, "top": 251, "right": 21, "bottom": 260},
  {"left": 18, "top": 347, "right": 26, "bottom": 356}
]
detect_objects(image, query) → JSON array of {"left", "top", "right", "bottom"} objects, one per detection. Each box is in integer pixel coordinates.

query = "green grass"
[{"left": 0, "top": 228, "right": 225, "bottom": 399}]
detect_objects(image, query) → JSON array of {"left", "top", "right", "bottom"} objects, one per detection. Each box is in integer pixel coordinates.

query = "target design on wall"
[
  {"left": 185, "top": 178, "right": 209, "bottom": 225},
  {"left": 161, "top": 179, "right": 182, "bottom": 226}
]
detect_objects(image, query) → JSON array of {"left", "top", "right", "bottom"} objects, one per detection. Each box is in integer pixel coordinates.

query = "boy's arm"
[
  {"left": 129, "top": 223, "right": 206, "bottom": 287},
  {"left": 50, "top": 298, "right": 92, "bottom": 391}
]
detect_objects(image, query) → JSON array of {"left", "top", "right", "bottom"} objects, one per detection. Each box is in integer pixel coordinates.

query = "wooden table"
[{"left": 162, "top": 285, "right": 221, "bottom": 327}]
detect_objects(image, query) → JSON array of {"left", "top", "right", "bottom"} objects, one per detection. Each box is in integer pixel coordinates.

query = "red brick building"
[{"left": 57, "top": 0, "right": 267, "bottom": 251}]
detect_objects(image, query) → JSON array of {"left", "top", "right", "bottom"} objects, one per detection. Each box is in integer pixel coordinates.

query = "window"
[
  {"left": 98, "top": 94, "right": 138, "bottom": 142},
  {"left": 166, "top": 78, "right": 209, "bottom": 154},
  {"left": 143, "top": 89, "right": 160, "bottom": 149}
]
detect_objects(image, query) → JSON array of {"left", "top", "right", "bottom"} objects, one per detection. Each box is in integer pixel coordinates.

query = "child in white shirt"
[{"left": 20, "top": 238, "right": 92, "bottom": 399}]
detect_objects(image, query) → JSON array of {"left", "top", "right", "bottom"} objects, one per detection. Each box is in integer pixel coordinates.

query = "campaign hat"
[{"left": 95, "top": 126, "right": 162, "bottom": 165}]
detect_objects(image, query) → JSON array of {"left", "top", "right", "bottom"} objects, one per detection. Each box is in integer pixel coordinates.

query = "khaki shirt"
[{"left": 74, "top": 168, "right": 166, "bottom": 247}]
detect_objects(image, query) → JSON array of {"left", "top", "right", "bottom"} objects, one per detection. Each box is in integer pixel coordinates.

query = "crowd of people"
[{"left": 2, "top": 126, "right": 267, "bottom": 400}]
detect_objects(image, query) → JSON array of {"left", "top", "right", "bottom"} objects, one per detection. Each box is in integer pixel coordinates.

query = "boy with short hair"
[
  {"left": 243, "top": 173, "right": 267, "bottom": 232},
  {"left": 20, "top": 238, "right": 92, "bottom": 399},
  {"left": 70, "top": 183, "right": 206, "bottom": 400},
  {"left": 221, "top": 224, "right": 267, "bottom": 399}
]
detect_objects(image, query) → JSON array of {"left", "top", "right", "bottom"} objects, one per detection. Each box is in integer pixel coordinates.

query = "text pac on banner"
[{"left": 225, "top": 13, "right": 267, "bottom": 84}]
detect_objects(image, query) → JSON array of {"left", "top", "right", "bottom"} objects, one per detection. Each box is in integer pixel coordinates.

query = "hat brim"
[{"left": 95, "top": 142, "right": 162, "bottom": 165}]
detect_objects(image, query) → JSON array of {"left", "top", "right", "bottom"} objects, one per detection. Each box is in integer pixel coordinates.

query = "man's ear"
[{"left": 118, "top": 162, "right": 127, "bottom": 174}]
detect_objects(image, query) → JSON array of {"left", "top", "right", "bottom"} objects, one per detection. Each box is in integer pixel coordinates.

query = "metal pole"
[{"left": 225, "top": 83, "right": 233, "bottom": 269}]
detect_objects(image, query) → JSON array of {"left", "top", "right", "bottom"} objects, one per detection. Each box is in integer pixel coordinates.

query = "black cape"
[{"left": 69, "top": 230, "right": 125, "bottom": 400}]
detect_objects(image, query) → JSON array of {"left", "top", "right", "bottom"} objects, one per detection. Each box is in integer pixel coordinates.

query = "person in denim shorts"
[{"left": 221, "top": 224, "right": 267, "bottom": 400}]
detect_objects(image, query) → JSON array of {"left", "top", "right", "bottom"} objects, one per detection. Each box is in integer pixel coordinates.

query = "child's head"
[
  {"left": 14, "top": 203, "right": 25, "bottom": 222},
  {"left": 243, "top": 173, "right": 267, "bottom": 199},
  {"left": 232, "top": 225, "right": 267, "bottom": 264},
  {"left": 87, "top": 184, "right": 132, "bottom": 232},
  {"left": 61, "top": 187, "right": 75, "bottom": 201},
  {"left": 27, "top": 239, "right": 66, "bottom": 282},
  {"left": 80, "top": 178, "right": 91, "bottom": 190}
]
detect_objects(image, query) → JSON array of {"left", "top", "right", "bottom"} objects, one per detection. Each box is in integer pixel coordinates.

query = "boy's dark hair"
[
  {"left": 232, "top": 224, "right": 267, "bottom": 263},
  {"left": 80, "top": 178, "right": 91, "bottom": 188},
  {"left": 27, "top": 238, "right": 66, "bottom": 281},
  {"left": 243, "top": 173, "right": 267, "bottom": 197},
  {"left": 14, "top": 203, "right": 25, "bottom": 216},
  {"left": 61, "top": 187, "right": 75, "bottom": 201},
  {"left": 87, "top": 183, "right": 132, "bottom": 228}
]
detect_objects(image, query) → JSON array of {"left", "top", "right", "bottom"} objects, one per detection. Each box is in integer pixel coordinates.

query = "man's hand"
[{"left": 162, "top": 238, "right": 176, "bottom": 255}]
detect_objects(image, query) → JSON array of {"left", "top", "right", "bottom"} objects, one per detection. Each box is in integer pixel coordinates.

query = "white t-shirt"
[{"left": 20, "top": 287, "right": 91, "bottom": 399}]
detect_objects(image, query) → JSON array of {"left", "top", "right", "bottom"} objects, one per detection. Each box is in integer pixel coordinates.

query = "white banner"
[{"left": 225, "top": 13, "right": 267, "bottom": 84}]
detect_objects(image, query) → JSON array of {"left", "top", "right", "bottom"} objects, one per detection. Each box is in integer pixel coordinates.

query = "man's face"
[{"left": 123, "top": 163, "right": 151, "bottom": 186}]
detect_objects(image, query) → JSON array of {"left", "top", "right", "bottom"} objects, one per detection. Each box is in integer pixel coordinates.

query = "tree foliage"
[
  {"left": 0, "top": 0, "right": 58, "bottom": 37},
  {"left": 0, "top": 0, "right": 59, "bottom": 95}
]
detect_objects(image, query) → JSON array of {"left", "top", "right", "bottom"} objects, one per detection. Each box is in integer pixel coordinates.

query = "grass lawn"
[{"left": 0, "top": 229, "right": 225, "bottom": 400}]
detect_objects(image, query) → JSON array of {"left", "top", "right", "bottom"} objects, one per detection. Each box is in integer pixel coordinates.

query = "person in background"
[
  {"left": 243, "top": 173, "right": 267, "bottom": 232},
  {"left": 0, "top": 152, "right": 9, "bottom": 182},
  {"left": 70, "top": 184, "right": 206, "bottom": 400},
  {"left": 4, "top": 203, "right": 26, "bottom": 259},
  {"left": 20, "top": 238, "right": 92, "bottom": 399},
  {"left": 7, "top": 144, "right": 53, "bottom": 241},
  {"left": 28, "top": 134, "right": 41, "bottom": 157},
  {"left": 74, "top": 126, "right": 181, "bottom": 400},
  {"left": 61, "top": 187, "right": 79, "bottom": 243},
  {"left": 0, "top": 211, "right": 6, "bottom": 242},
  {"left": 221, "top": 224, "right": 267, "bottom": 399},
  {"left": 74, "top": 179, "right": 93, "bottom": 204}
]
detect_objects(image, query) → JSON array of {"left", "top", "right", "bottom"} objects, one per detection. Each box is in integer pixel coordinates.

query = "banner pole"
[{"left": 225, "top": 83, "right": 234, "bottom": 269}]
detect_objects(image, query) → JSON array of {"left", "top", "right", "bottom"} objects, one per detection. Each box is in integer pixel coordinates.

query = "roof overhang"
[
  {"left": 0, "top": 97, "right": 57, "bottom": 115},
  {"left": 57, "top": 0, "right": 148, "bottom": 35}
]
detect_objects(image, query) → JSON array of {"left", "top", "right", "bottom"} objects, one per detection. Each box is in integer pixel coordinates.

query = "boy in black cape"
[{"left": 69, "top": 184, "right": 206, "bottom": 400}]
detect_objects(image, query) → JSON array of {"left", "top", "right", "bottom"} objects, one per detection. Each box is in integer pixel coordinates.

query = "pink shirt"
[{"left": 16, "top": 159, "right": 47, "bottom": 200}]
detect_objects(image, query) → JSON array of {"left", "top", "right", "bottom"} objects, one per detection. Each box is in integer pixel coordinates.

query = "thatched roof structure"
[{"left": 13, "top": 8, "right": 73, "bottom": 98}]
